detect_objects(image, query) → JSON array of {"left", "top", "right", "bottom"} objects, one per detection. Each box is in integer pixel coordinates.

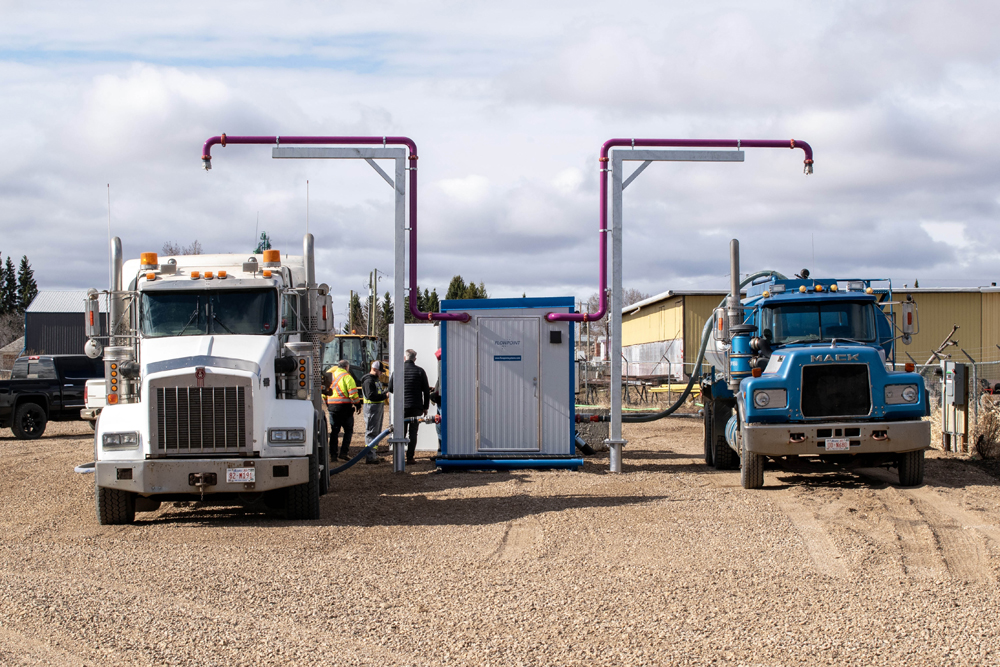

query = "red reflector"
[
  {"left": 89, "top": 311, "right": 94, "bottom": 326},
  {"left": 907, "top": 312, "right": 912, "bottom": 325},
  {"left": 322, "top": 305, "right": 327, "bottom": 320}
]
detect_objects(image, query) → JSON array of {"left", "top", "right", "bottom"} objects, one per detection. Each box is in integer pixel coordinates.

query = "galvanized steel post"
[{"left": 607, "top": 151, "right": 626, "bottom": 472}]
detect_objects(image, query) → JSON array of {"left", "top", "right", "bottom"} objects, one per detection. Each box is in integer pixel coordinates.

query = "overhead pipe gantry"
[
  {"left": 548, "top": 138, "right": 814, "bottom": 472},
  {"left": 201, "top": 134, "right": 470, "bottom": 473}
]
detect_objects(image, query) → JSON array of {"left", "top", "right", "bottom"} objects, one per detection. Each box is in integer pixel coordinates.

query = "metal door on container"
[{"left": 477, "top": 317, "right": 540, "bottom": 451}]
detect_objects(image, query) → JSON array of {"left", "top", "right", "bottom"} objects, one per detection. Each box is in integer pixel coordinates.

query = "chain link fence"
[{"left": 578, "top": 357, "right": 1000, "bottom": 458}]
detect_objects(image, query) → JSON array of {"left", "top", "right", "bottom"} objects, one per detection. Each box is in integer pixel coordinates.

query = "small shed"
[
  {"left": 0, "top": 336, "right": 24, "bottom": 376},
  {"left": 24, "top": 291, "right": 104, "bottom": 355},
  {"left": 439, "top": 297, "right": 581, "bottom": 470}
]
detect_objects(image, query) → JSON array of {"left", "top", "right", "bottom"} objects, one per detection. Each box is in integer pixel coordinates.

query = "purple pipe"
[
  {"left": 201, "top": 134, "right": 470, "bottom": 323},
  {"left": 546, "top": 138, "right": 814, "bottom": 323}
]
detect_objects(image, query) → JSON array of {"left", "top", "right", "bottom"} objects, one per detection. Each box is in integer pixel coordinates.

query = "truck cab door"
[{"left": 57, "top": 361, "right": 96, "bottom": 418}]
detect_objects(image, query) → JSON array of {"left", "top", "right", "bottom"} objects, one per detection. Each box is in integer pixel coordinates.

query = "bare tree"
[
  {"left": 585, "top": 288, "right": 650, "bottom": 338},
  {"left": 161, "top": 241, "right": 203, "bottom": 256},
  {"left": 0, "top": 311, "right": 24, "bottom": 349}
]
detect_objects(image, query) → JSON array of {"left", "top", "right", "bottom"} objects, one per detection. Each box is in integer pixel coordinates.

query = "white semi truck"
[{"left": 86, "top": 235, "right": 334, "bottom": 524}]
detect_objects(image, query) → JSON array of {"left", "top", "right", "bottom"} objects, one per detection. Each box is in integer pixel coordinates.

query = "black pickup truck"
[{"left": 0, "top": 355, "right": 104, "bottom": 439}]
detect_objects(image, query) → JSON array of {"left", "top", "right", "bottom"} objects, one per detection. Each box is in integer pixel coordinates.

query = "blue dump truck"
[{"left": 702, "top": 240, "right": 929, "bottom": 489}]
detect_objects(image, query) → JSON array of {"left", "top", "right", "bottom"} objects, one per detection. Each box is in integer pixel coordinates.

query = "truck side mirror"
[
  {"left": 85, "top": 289, "right": 101, "bottom": 338},
  {"left": 319, "top": 294, "right": 334, "bottom": 334},
  {"left": 712, "top": 307, "right": 729, "bottom": 343},
  {"left": 900, "top": 298, "right": 919, "bottom": 339}
]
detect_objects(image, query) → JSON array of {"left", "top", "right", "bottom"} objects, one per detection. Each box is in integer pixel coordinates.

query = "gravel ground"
[{"left": 2, "top": 418, "right": 1000, "bottom": 666}]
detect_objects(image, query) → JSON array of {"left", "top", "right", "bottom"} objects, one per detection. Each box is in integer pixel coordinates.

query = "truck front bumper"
[
  {"left": 742, "top": 419, "right": 930, "bottom": 457},
  {"left": 95, "top": 457, "right": 309, "bottom": 495}
]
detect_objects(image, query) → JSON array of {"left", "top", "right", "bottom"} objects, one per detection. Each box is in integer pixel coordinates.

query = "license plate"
[
  {"left": 825, "top": 438, "right": 850, "bottom": 451},
  {"left": 226, "top": 467, "right": 256, "bottom": 483}
]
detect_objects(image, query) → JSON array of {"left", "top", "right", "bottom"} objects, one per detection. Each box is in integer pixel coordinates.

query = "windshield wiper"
[
  {"left": 177, "top": 300, "right": 202, "bottom": 335},
  {"left": 830, "top": 338, "right": 868, "bottom": 347},
  {"left": 212, "top": 312, "right": 235, "bottom": 334}
]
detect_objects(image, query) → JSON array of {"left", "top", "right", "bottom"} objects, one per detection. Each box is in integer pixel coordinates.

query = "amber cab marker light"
[
  {"left": 262, "top": 270, "right": 272, "bottom": 278},
  {"left": 190, "top": 271, "right": 201, "bottom": 279},
  {"left": 905, "top": 362, "right": 916, "bottom": 372},
  {"left": 218, "top": 270, "right": 227, "bottom": 279},
  {"left": 751, "top": 368, "right": 763, "bottom": 378},
  {"left": 146, "top": 272, "right": 155, "bottom": 281},
  {"left": 107, "top": 393, "right": 119, "bottom": 405}
]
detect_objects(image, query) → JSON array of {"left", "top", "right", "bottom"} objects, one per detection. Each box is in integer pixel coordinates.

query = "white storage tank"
[{"left": 439, "top": 297, "right": 581, "bottom": 470}]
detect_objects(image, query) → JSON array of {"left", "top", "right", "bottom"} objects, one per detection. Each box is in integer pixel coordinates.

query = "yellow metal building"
[{"left": 622, "top": 286, "right": 1000, "bottom": 378}]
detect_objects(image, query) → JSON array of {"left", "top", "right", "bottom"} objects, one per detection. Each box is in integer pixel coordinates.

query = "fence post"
[{"left": 962, "top": 349, "right": 978, "bottom": 438}]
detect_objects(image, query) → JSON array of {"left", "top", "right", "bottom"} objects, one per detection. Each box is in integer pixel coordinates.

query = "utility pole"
[
  {"left": 369, "top": 268, "right": 384, "bottom": 338},
  {"left": 368, "top": 272, "right": 374, "bottom": 336},
  {"left": 349, "top": 290, "right": 354, "bottom": 333}
]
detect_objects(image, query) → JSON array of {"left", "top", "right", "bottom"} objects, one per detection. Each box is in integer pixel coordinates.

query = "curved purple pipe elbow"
[
  {"left": 201, "top": 134, "right": 469, "bottom": 323},
  {"left": 546, "top": 138, "right": 813, "bottom": 323}
]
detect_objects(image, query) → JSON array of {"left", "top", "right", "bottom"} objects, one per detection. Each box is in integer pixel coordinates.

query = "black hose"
[
  {"left": 327, "top": 415, "right": 438, "bottom": 474},
  {"left": 621, "top": 270, "right": 785, "bottom": 423},
  {"left": 329, "top": 426, "right": 392, "bottom": 474}
]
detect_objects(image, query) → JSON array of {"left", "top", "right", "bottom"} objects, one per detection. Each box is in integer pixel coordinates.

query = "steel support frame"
[
  {"left": 608, "top": 149, "right": 745, "bottom": 472},
  {"left": 273, "top": 146, "right": 411, "bottom": 472}
]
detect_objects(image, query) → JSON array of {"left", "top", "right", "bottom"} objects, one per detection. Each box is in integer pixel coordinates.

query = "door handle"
[{"left": 533, "top": 377, "right": 538, "bottom": 397}]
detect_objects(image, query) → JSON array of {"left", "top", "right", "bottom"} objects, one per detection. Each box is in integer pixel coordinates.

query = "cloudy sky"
[{"left": 1, "top": 1, "right": 998, "bottom": 321}]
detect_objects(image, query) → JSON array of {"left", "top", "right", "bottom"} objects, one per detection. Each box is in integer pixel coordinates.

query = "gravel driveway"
[{"left": 2, "top": 419, "right": 999, "bottom": 666}]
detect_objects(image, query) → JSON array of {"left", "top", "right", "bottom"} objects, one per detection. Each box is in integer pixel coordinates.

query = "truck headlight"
[
  {"left": 269, "top": 428, "right": 305, "bottom": 444},
  {"left": 103, "top": 431, "right": 140, "bottom": 450},
  {"left": 885, "top": 384, "right": 919, "bottom": 404},
  {"left": 753, "top": 389, "right": 787, "bottom": 409}
]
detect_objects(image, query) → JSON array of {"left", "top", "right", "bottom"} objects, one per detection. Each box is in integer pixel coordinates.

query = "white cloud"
[
  {"left": 2, "top": 0, "right": 1000, "bottom": 317},
  {"left": 437, "top": 174, "right": 490, "bottom": 204}
]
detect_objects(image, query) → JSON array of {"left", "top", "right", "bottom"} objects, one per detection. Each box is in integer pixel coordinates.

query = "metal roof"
[
  {"left": 623, "top": 289, "right": 732, "bottom": 315},
  {"left": 25, "top": 290, "right": 90, "bottom": 313}
]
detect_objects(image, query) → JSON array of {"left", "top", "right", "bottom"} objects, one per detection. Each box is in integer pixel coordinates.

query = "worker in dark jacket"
[
  {"left": 387, "top": 348, "right": 430, "bottom": 464},
  {"left": 360, "top": 360, "right": 388, "bottom": 464}
]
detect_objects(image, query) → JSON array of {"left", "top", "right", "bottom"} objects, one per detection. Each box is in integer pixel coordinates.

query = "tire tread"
[{"left": 897, "top": 449, "right": 925, "bottom": 486}]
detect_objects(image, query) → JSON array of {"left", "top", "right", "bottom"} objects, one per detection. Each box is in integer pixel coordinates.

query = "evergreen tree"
[
  {"left": 2, "top": 257, "right": 17, "bottom": 314},
  {"left": 0, "top": 252, "right": 5, "bottom": 316},
  {"left": 343, "top": 292, "right": 366, "bottom": 334},
  {"left": 16, "top": 256, "right": 38, "bottom": 312},
  {"left": 378, "top": 291, "right": 393, "bottom": 340},
  {"left": 445, "top": 276, "right": 488, "bottom": 301},
  {"left": 445, "top": 276, "right": 467, "bottom": 301},
  {"left": 424, "top": 288, "right": 440, "bottom": 314}
]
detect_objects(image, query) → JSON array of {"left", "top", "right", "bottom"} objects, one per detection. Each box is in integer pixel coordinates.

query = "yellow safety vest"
[
  {"left": 326, "top": 367, "right": 359, "bottom": 405},
  {"left": 362, "top": 375, "right": 387, "bottom": 405}
]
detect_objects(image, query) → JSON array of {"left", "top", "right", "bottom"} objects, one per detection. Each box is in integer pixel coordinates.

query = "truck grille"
[
  {"left": 800, "top": 364, "right": 871, "bottom": 418},
  {"left": 150, "top": 376, "right": 252, "bottom": 456}
]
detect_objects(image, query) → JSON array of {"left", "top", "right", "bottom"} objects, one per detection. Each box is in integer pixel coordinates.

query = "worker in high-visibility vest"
[{"left": 325, "top": 359, "right": 360, "bottom": 461}]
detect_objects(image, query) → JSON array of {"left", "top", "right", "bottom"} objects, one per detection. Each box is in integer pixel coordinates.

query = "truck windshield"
[
  {"left": 140, "top": 289, "right": 278, "bottom": 337},
  {"left": 339, "top": 338, "right": 365, "bottom": 369},
  {"left": 761, "top": 302, "right": 876, "bottom": 345}
]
